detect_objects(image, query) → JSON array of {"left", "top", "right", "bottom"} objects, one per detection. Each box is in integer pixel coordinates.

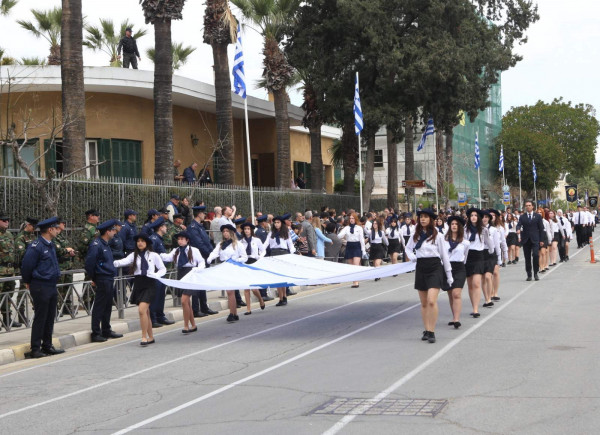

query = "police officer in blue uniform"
[
  {"left": 119, "top": 209, "right": 138, "bottom": 255},
  {"left": 141, "top": 209, "right": 160, "bottom": 236},
  {"left": 187, "top": 206, "right": 218, "bottom": 316},
  {"left": 148, "top": 217, "right": 175, "bottom": 327},
  {"left": 21, "top": 217, "right": 65, "bottom": 358},
  {"left": 109, "top": 220, "right": 125, "bottom": 260},
  {"left": 85, "top": 219, "right": 123, "bottom": 342}
]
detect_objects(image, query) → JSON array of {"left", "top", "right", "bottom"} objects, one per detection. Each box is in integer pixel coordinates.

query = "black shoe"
[
  {"left": 501, "top": 263, "right": 506, "bottom": 267},
  {"left": 491, "top": 296, "right": 500, "bottom": 301},
  {"left": 374, "top": 278, "right": 381, "bottom": 281},
  {"left": 286, "top": 290, "right": 297, "bottom": 296},
  {"left": 262, "top": 296, "right": 274, "bottom": 302},
  {"left": 237, "top": 301, "right": 247, "bottom": 307},
  {"left": 515, "top": 257, "right": 519, "bottom": 262},
  {"left": 202, "top": 309, "right": 218, "bottom": 315},
  {"left": 447, "top": 322, "right": 455, "bottom": 326},
  {"left": 151, "top": 322, "right": 163, "bottom": 328},
  {"left": 422, "top": 331, "right": 429, "bottom": 341},
  {"left": 526, "top": 276, "right": 532, "bottom": 281},
  {"left": 483, "top": 302, "right": 494, "bottom": 308},
  {"left": 42, "top": 345, "right": 65, "bottom": 355},
  {"left": 559, "top": 259, "right": 564, "bottom": 263},
  {"left": 275, "top": 299, "right": 287, "bottom": 306},
  {"left": 244, "top": 311, "right": 252, "bottom": 315},
  {"left": 91, "top": 335, "right": 108, "bottom": 343},
  {"left": 470, "top": 312, "right": 480, "bottom": 318},
  {"left": 30, "top": 349, "right": 47, "bottom": 359},
  {"left": 182, "top": 327, "right": 197, "bottom": 334},
  {"left": 158, "top": 318, "right": 174, "bottom": 325},
  {"left": 534, "top": 274, "right": 539, "bottom": 281},
  {"left": 427, "top": 332, "right": 436, "bottom": 343},
  {"left": 540, "top": 269, "right": 546, "bottom": 273},
  {"left": 193, "top": 311, "right": 208, "bottom": 318},
  {"left": 103, "top": 331, "right": 123, "bottom": 339},
  {"left": 566, "top": 256, "right": 569, "bottom": 261},
  {"left": 454, "top": 322, "right": 461, "bottom": 329},
  {"left": 226, "top": 314, "right": 238, "bottom": 323}
]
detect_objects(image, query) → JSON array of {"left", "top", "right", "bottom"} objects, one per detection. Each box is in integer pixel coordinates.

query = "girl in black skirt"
[
  {"left": 337, "top": 213, "right": 367, "bottom": 288},
  {"left": 263, "top": 216, "right": 296, "bottom": 305},
  {"left": 160, "top": 232, "right": 205, "bottom": 333},
  {"left": 481, "top": 210, "right": 499, "bottom": 308},
  {"left": 239, "top": 222, "right": 266, "bottom": 314},
  {"left": 505, "top": 213, "right": 518, "bottom": 263},
  {"left": 385, "top": 217, "right": 402, "bottom": 265},
  {"left": 113, "top": 234, "right": 166, "bottom": 345},
  {"left": 368, "top": 217, "right": 388, "bottom": 274},
  {"left": 442, "top": 216, "right": 469, "bottom": 329},
  {"left": 464, "top": 208, "right": 491, "bottom": 318},
  {"left": 405, "top": 209, "right": 453, "bottom": 343}
]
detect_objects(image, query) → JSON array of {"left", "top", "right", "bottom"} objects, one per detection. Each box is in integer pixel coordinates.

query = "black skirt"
[
  {"left": 270, "top": 248, "right": 289, "bottom": 257},
  {"left": 345, "top": 241, "right": 362, "bottom": 259},
  {"left": 552, "top": 232, "right": 560, "bottom": 243},
  {"left": 484, "top": 252, "right": 498, "bottom": 274},
  {"left": 174, "top": 267, "right": 194, "bottom": 297},
  {"left": 541, "top": 232, "right": 549, "bottom": 246},
  {"left": 246, "top": 257, "right": 257, "bottom": 265},
  {"left": 414, "top": 257, "right": 445, "bottom": 291},
  {"left": 443, "top": 261, "right": 467, "bottom": 291},
  {"left": 388, "top": 238, "right": 402, "bottom": 254},
  {"left": 129, "top": 275, "right": 156, "bottom": 305},
  {"left": 369, "top": 243, "right": 386, "bottom": 260},
  {"left": 465, "top": 249, "right": 485, "bottom": 277},
  {"left": 506, "top": 232, "right": 518, "bottom": 246}
]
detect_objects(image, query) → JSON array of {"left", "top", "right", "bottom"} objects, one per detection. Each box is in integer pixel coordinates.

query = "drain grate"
[{"left": 310, "top": 398, "right": 448, "bottom": 417}]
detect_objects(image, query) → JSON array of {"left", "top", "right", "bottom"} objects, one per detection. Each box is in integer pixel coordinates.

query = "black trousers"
[
  {"left": 574, "top": 224, "right": 585, "bottom": 247},
  {"left": 122, "top": 52, "right": 138, "bottom": 69},
  {"left": 150, "top": 281, "right": 167, "bottom": 323},
  {"left": 558, "top": 232, "right": 566, "bottom": 260},
  {"left": 29, "top": 282, "right": 58, "bottom": 352},
  {"left": 522, "top": 239, "right": 540, "bottom": 276},
  {"left": 191, "top": 291, "right": 210, "bottom": 313},
  {"left": 91, "top": 279, "right": 115, "bottom": 336}
]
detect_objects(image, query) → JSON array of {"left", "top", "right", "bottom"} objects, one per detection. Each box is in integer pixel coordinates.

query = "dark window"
[
  {"left": 2, "top": 139, "right": 40, "bottom": 177},
  {"left": 97, "top": 139, "right": 142, "bottom": 179},
  {"left": 294, "top": 161, "right": 311, "bottom": 189},
  {"left": 374, "top": 149, "right": 384, "bottom": 168}
]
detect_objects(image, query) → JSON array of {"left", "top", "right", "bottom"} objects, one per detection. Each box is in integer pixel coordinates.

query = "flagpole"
[
  {"left": 519, "top": 170, "right": 522, "bottom": 210},
  {"left": 356, "top": 72, "right": 364, "bottom": 217},
  {"left": 434, "top": 133, "right": 439, "bottom": 212},
  {"left": 243, "top": 98, "right": 255, "bottom": 221},
  {"left": 502, "top": 157, "right": 506, "bottom": 211},
  {"left": 534, "top": 179, "right": 537, "bottom": 206},
  {"left": 478, "top": 167, "right": 482, "bottom": 209}
]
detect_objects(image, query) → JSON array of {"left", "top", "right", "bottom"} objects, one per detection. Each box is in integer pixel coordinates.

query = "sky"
[{"left": 1, "top": 0, "right": 599, "bottom": 160}]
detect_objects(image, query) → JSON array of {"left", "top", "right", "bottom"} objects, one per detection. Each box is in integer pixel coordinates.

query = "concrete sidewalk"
[{"left": 0, "top": 285, "right": 328, "bottom": 366}]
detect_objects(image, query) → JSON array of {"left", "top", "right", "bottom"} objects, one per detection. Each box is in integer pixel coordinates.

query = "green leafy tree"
[
  {"left": 575, "top": 176, "right": 599, "bottom": 197},
  {"left": 84, "top": 19, "right": 147, "bottom": 67},
  {"left": 17, "top": 7, "right": 62, "bottom": 65},
  {"left": 146, "top": 42, "right": 195, "bottom": 71}
]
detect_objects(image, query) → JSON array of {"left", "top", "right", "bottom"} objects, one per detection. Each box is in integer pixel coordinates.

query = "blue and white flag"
[
  {"left": 232, "top": 24, "right": 246, "bottom": 99},
  {"left": 417, "top": 118, "right": 434, "bottom": 151},
  {"left": 533, "top": 160, "right": 537, "bottom": 182},
  {"left": 474, "top": 132, "right": 480, "bottom": 170},
  {"left": 499, "top": 146, "right": 504, "bottom": 171},
  {"left": 354, "top": 74, "right": 363, "bottom": 135},
  {"left": 518, "top": 151, "right": 521, "bottom": 176}
]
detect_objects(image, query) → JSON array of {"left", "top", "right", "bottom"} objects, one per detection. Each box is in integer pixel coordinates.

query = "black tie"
[
  {"left": 177, "top": 246, "right": 188, "bottom": 268},
  {"left": 415, "top": 231, "right": 429, "bottom": 250},
  {"left": 244, "top": 237, "right": 253, "bottom": 255},
  {"left": 140, "top": 251, "right": 149, "bottom": 275}
]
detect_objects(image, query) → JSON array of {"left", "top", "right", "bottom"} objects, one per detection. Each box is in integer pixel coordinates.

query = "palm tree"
[
  {"left": 84, "top": 19, "right": 148, "bottom": 67},
  {"left": 231, "top": 0, "right": 299, "bottom": 188},
  {"left": 146, "top": 42, "right": 195, "bottom": 72},
  {"left": 140, "top": 0, "right": 186, "bottom": 182},
  {"left": 203, "top": 0, "right": 237, "bottom": 185},
  {"left": 20, "top": 57, "right": 47, "bottom": 65},
  {"left": 0, "top": 0, "right": 17, "bottom": 16},
  {"left": 17, "top": 7, "right": 62, "bottom": 65},
  {"left": 301, "top": 82, "right": 324, "bottom": 193},
  {"left": 61, "top": 0, "right": 86, "bottom": 173}
]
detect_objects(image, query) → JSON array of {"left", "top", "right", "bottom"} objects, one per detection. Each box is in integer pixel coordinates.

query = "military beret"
[
  {"left": 25, "top": 217, "right": 39, "bottom": 226},
  {"left": 220, "top": 224, "right": 236, "bottom": 233},
  {"left": 192, "top": 205, "right": 206, "bottom": 212},
  {"left": 149, "top": 216, "right": 166, "bottom": 230},
  {"left": 124, "top": 209, "right": 137, "bottom": 217},
  {"left": 233, "top": 217, "right": 247, "bottom": 225},
  {"left": 85, "top": 209, "right": 100, "bottom": 216},
  {"left": 256, "top": 215, "right": 268, "bottom": 223},
  {"left": 97, "top": 219, "right": 119, "bottom": 231},
  {"left": 37, "top": 217, "right": 60, "bottom": 230},
  {"left": 147, "top": 209, "right": 159, "bottom": 217},
  {"left": 173, "top": 213, "right": 184, "bottom": 220}
]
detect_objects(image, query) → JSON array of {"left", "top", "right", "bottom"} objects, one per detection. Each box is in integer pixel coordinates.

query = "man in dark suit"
[{"left": 516, "top": 200, "right": 545, "bottom": 281}]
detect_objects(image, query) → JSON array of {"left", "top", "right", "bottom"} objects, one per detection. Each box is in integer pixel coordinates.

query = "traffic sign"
[
  {"left": 503, "top": 185, "right": 510, "bottom": 192},
  {"left": 503, "top": 191, "right": 510, "bottom": 205},
  {"left": 402, "top": 180, "right": 426, "bottom": 188}
]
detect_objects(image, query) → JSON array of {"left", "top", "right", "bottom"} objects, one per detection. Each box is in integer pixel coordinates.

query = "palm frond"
[
  {"left": 20, "top": 56, "right": 47, "bottom": 66},
  {"left": 83, "top": 25, "right": 104, "bottom": 50},
  {"left": 17, "top": 19, "right": 42, "bottom": 38},
  {"left": 0, "top": 0, "right": 17, "bottom": 16}
]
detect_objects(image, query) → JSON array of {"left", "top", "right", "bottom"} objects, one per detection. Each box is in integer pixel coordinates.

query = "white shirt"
[
  {"left": 264, "top": 232, "right": 296, "bottom": 253},
  {"left": 207, "top": 241, "right": 248, "bottom": 264},
  {"left": 443, "top": 239, "right": 470, "bottom": 263},
  {"left": 160, "top": 245, "right": 205, "bottom": 269},
  {"left": 557, "top": 215, "right": 572, "bottom": 238},
  {"left": 368, "top": 229, "right": 388, "bottom": 245},
  {"left": 549, "top": 220, "right": 559, "bottom": 233},
  {"left": 400, "top": 223, "right": 415, "bottom": 238},
  {"left": 542, "top": 219, "right": 552, "bottom": 241},
  {"left": 113, "top": 251, "right": 167, "bottom": 278},
  {"left": 338, "top": 225, "right": 367, "bottom": 255},
  {"left": 240, "top": 236, "right": 267, "bottom": 260},
  {"left": 495, "top": 225, "right": 509, "bottom": 262},
  {"left": 572, "top": 211, "right": 587, "bottom": 225},
  {"left": 488, "top": 226, "right": 502, "bottom": 264},
  {"left": 364, "top": 220, "right": 373, "bottom": 232},
  {"left": 385, "top": 226, "right": 401, "bottom": 240},
  {"left": 405, "top": 232, "right": 453, "bottom": 285},
  {"left": 505, "top": 221, "right": 517, "bottom": 233},
  {"left": 464, "top": 226, "right": 491, "bottom": 252}
]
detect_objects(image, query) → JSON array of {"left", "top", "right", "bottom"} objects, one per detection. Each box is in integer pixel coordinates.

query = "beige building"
[{"left": 0, "top": 66, "right": 338, "bottom": 192}]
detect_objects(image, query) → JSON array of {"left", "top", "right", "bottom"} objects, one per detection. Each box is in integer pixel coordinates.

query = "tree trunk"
[
  {"left": 445, "top": 131, "right": 453, "bottom": 184},
  {"left": 309, "top": 123, "right": 323, "bottom": 193},
  {"left": 342, "top": 120, "right": 358, "bottom": 195},
  {"left": 362, "top": 130, "right": 376, "bottom": 213},
  {"left": 153, "top": 19, "right": 174, "bottom": 182},
  {"left": 49, "top": 44, "right": 61, "bottom": 65},
  {"left": 404, "top": 117, "right": 415, "bottom": 211},
  {"left": 273, "top": 88, "right": 291, "bottom": 188},
  {"left": 211, "top": 41, "right": 235, "bottom": 184},
  {"left": 386, "top": 126, "right": 398, "bottom": 210},
  {"left": 60, "top": 0, "right": 86, "bottom": 175}
]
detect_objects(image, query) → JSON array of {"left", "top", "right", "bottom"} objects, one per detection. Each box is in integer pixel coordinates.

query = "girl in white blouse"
[
  {"left": 239, "top": 222, "right": 266, "bottom": 314},
  {"left": 464, "top": 208, "right": 492, "bottom": 318},
  {"left": 263, "top": 216, "right": 295, "bottom": 306},
  {"left": 442, "top": 216, "right": 470, "bottom": 329},
  {"left": 368, "top": 217, "right": 388, "bottom": 274},
  {"left": 490, "top": 210, "right": 508, "bottom": 303},
  {"left": 160, "top": 232, "right": 205, "bottom": 333},
  {"left": 113, "top": 233, "right": 166, "bottom": 345},
  {"left": 207, "top": 224, "right": 248, "bottom": 323},
  {"left": 400, "top": 213, "right": 415, "bottom": 262},
  {"left": 548, "top": 210, "right": 560, "bottom": 266},
  {"left": 385, "top": 217, "right": 402, "bottom": 265},
  {"left": 505, "top": 213, "right": 518, "bottom": 264},
  {"left": 537, "top": 208, "right": 551, "bottom": 273},
  {"left": 337, "top": 213, "right": 366, "bottom": 288},
  {"left": 405, "top": 209, "right": 453, "bottom": 344}
]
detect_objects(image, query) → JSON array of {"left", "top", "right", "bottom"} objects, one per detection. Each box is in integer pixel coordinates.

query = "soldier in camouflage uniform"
[
  {"left": 0, "top": 212, "right": 17, "bottom": 330},
  {"left": 78, "top": 209, "right": 100, "bottom": 308},
  {"left": 12, "top": 217, "right": 37, "bottom": 327},
  {"left": 159, "top": 208, "right": 177, "bottom": 251},
  {"left": 54, "top": 218, "right": 77, "bottom": 316}
]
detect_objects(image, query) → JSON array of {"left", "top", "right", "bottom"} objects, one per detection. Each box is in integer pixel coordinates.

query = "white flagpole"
[
  {"left": 534, "top": 179, "right": 537, "bottom": 206},
  {"left": 243, "top": 99, "right": 255, "bottom": 221},
  {"left": 502, "top": 165, "right": 506, "bottom": 210},
  {"left": 356, "top": 72, "right": 364, "bottom": 217},
  {"left": 478, "top": 166, "right": 482, "bottom": 209},
  {"left": 433, "top": 133, "right": 439, "bottom": 212}
]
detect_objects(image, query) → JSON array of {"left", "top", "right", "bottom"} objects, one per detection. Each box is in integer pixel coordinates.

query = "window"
[
  {"left": 213, "top": 153, "right": 224, "bottom": 184},
  {"left": 2, "top": 139, "right": 40, "bottom": 177},
  {"left": 85, "top": 140, "right": 99, "bottom": 178},
  {"left": 98, "top": 139, "right": 142, "bottom": 179},
  {"left": 294, "top": 161, "right": 311, "bottom": 189},
  {"left": 374, "top": 149, "right": 384, "bottom": 168},
  {"left": 43, "top": 139, "right": 63, "bottom": 175}
]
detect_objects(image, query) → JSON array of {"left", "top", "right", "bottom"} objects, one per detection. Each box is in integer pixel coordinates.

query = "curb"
[{"left": 0, "top": 284, "right": 342, "bottom": 367}]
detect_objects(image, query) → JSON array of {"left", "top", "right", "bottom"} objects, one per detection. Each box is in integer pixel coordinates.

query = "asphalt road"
[{"left": 1, "top": 240, "right": 599, "bottom": 435}]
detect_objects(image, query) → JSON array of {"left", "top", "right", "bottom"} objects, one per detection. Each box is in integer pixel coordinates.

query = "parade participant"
[
  {"left": 120, "top": 209, "right": 138, "bottom": 255},
  {"left": 385, "top": 217, "right": 402, "bottom": 265},
  {"left": 538, "top": 207, "right": 551, "bottom": 273},
  {"left": 434, "top": 216, "right": 446, "bottom": 235},
  {"left": 464, "top": 208, "right": 490, "bottom": 318},
  {"left": 263, "top": 216, "right": 295, "bottom": 304},
  {"left": 572, "top": 204, "right": 586, "bottom": 248},
  {"left": 148, "top": 217, "right": 175, "bottom": 327},
  {"left": 505, "top": 213, "right": 518, "bottom": 264},
  {"left": 312, "top": 215, "right": 332, "bottom": 259},
  {"left": 337, "top": 213, "right": 366, "bottom": 288},
  {"left": 400, "top": 213, "right": 415, "bottom": 262},
  {"left": 548, "top": 210, "right": 560, "bottom": 267},
  {"left": 239, "top": 222, "right": 266, "bottom": 315},
  {"left": 114, "top": 233, "right": 166, "bottom": 345},
  {"left": 54, "top": 217, "right": 77, "bottom": 317},
  {"left": 160, "top": 232, "right": 204, "bottom": 333},
  {"left": 207, "top": 225, "right": 248, "bottom": 322},
  {"left": 490, "top": 210, "right": 507, "bottom": 302},
  {"left": 0, "top": 212, "right": 15, "bottom": 331},
  {"left": 405, "top": 209, "right": 453, "bottom": 344},
  {"left": 481, "top": 210, "right": 499, "bottom": 308},
  {"left": 77, "top": 209, "right": 99, "bottom": 263},
  {"left": 254, "top": 214, "right": 272, "bottom": 301},
  {"left": 516, "top": 200, "right": 545, "bottom": 281},
  {"left": 85, "top": 219, "right": 123, "bottom": 343},
  {"left": 368, "top": 217, "right": 388, "bottom": 277},
  {"left": 141, "top": 209, "right": 160, "bottom": 236},
  {"left": 21, "top": 217, "right": 65, "bottom": 358},
  {"left": 556, "top": 209, "right": 571, "bottom": 262},
  {"left": 442, "top": 216, "right": 469, "bottom": 329}
]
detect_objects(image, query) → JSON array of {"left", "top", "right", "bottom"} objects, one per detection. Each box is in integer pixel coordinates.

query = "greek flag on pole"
[
  {"left": 499, "top": 146, "right": 504, "bottom": 171},
  {"left": 474, "top": 133, "right": 480, "bottom": 169},
  {"left": 354, "top": 75, "right": 363, "bottom": 135},
  {"left": 417, "top": 118, "right": 434, "bottom": 151},
  {"left": 232, "top": 24, "right": 246, "bottom": 99},
  {"left": 518, "top": 151, "right": 521, "bottom": 176},
  {"left": 533, "top": 160, "right": 537, "bottom": 182}
]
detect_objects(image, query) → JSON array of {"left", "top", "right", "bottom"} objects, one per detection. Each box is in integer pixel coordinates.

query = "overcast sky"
[{"left": 2, "top": 0, "right": 598, "bottom": 160}]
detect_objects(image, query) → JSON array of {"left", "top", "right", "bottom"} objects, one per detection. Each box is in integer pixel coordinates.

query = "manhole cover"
[{"left": 310, "top": 398, "right": 448, "bottom": 417}]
